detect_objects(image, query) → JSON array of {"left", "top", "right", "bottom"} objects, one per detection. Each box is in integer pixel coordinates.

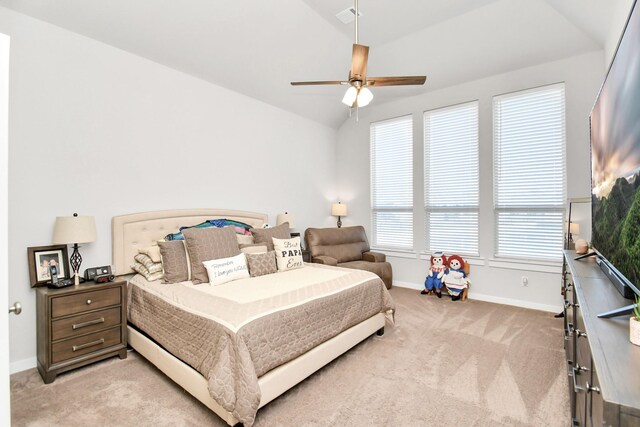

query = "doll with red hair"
[
  {"left": 443, "top": 254, "right": 470, "bottom": 301},
  {"left": 421, "top": 252, "right": 447, "bottom": 298}
]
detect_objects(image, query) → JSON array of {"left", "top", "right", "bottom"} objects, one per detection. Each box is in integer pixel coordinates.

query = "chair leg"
[{"left": 461, "top": 287, "right": 469, "bottom": 301}]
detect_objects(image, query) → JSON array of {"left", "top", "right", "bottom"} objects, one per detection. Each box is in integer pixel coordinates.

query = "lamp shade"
[
  {"left": 568, "top": 222, "right": 580, "bottom": 235},
  {"left": 357, "top": 87, "right": 374, "bottom": 107},
  {"left": 53, "top": 214, "right": 97, "bottom": 245},
  {"left": 276, "top": 212, "right": 295, "bottom": 228},
  {"left": 331, "top": 203, "right": 348, "bottom": 217},
  {"left": 342, "top": 86, "right": 358, "bottom": 107}
]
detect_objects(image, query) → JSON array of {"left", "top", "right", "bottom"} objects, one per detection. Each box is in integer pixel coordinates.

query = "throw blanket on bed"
[{"left": 127, "top": 264, "right": 395, "bottom": 426}]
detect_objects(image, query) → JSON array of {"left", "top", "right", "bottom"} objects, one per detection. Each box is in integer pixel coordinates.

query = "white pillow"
[
  {"left": 203, "top": 253, "right": 250, "bottom": 286},
  {"left": 272, "top": 236, "right": 304, "bottom": 272}
]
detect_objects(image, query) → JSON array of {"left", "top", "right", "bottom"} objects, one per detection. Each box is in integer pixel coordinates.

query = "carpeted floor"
[{"left": 11, "top": 287, "right": 570, "bottom": 426}]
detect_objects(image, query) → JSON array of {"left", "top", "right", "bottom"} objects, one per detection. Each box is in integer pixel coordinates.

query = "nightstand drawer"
[
  {"left": 51, "top": 326, "right": 121, "bottom": 364},
  {"left": 51, "top": 307, "right": 121, "bottom": 341},
  {"left": 51, "top": 287, "right": 121, "bottom": 318}
]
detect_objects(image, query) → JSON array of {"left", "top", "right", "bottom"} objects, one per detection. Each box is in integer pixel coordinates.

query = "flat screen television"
[{"left": 589, "top": 0, "right": 640, "bottom": 316}]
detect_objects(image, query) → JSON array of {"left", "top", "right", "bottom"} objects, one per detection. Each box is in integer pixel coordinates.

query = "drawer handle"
[
  {"left": 572, "top": 364, "right": 590, "bottom": 393},
  {"left": 72, "top": 317, "right": 105, "bottom": 330},
  {"left": 575, "top": 329, "right": 587, "bottom": 338},
  {"left": 86, "top": 299, "right": 92, "bottom": 305},
  {"left": 72, "top": 338, "right": 105, "bottom": 352},
  {"left": 572, "top": 367, "right": 585, "bottom": 393},
  {"left": 586, "top": 381, "right": 600, "bottom": 394}
]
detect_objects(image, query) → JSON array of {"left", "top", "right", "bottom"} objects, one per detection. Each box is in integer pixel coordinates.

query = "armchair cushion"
[
  {"left": 312, "top": 255, "right": 338, "bottom": 266},
  {"left": 362, "top": 251, "right": 386, "bottom": 263},
  {"left": 339, "top": 260, "right": 393, "bottom": 289}
]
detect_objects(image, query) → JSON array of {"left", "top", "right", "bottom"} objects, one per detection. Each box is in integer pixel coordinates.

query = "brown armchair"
[{"left": 304, "top": 226, "right": 392, "bottom": 289}]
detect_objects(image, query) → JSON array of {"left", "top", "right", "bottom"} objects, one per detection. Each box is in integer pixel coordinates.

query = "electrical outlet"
[{"left": 522, "top": 276, "right": 529, "bottom": 286}]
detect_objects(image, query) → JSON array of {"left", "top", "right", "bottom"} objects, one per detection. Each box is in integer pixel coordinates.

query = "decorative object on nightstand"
[
  {"left": 331, "top": 202, "right": 347, "bottom": 228},
  {"left": 36, "top": 280, "right": 127, "bottom": 384},
  {"left": 53, "top": 213, "right": 97, "bottom": 286},
  {"left": 27, "top": 245, "right": 70, "bottom": 287}
]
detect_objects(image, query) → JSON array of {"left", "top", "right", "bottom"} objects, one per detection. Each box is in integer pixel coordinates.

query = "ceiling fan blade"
[
  {"left": 366, "top": 76, "right": 427, "bottom": 86},
  {"left": 350, "top": 44, "right": 369, "bottom": 81},
  {"left": 290, "top": 80, "right": 348, "bottom": 86}
]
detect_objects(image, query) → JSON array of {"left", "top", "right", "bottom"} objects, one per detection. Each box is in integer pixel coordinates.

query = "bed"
[{"left": 112, "top": 209, "right": 394, "bottom": 426}]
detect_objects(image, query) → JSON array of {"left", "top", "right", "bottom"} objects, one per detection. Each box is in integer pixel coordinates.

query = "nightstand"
[{"left": 36, "top": 280, "right": 127, "bottom": 384}]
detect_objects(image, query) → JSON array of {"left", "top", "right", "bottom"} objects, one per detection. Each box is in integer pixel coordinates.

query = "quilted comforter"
[{"left": 127, "top": 263, "right": 394, "bottom": 426}]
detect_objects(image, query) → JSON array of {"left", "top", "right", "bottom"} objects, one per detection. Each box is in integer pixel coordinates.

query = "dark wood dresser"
[
  {"left": 36, "top": 280, "right": 127, "bottom": 384},
  {"left": 562, "top": 251, "right": 640, "bottom": 426}
]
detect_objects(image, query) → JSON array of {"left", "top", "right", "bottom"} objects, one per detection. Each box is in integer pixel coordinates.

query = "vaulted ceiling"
[{"left": 0, "top": 0, "right": 614, "bottom": 128}]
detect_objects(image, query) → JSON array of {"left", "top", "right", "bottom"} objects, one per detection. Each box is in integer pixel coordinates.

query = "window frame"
[
  {"left": 492, "top": 83, "right": 567, "bottom": 262},
  {"left": 370, "top": 114, "right": 414, "bottom": 251},
  {"left": 423, "top": 100, "right": 480, "bottom": 257}
]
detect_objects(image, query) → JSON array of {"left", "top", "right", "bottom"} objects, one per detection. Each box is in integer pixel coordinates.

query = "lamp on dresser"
[
  {"left": 331, "top": 202, "right": 347, "bottom": 228},
  {"left": 53, "top": 213, "right": 96, "bottom": 285}
]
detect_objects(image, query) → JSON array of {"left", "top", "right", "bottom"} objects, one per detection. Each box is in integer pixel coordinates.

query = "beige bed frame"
[{"left": 112, "top": 209, "right": 385, "bottom": 426}]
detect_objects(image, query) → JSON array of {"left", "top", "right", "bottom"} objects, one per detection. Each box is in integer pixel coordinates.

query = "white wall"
[
  {"left": 605, "top": 0, "right": 635, "bottom": 68},
  {"left": 0, "top": 8, "right": 338, "bottom": 370},
  {"left": 336, "top": 51, "right": 604, "bottom": 311}
]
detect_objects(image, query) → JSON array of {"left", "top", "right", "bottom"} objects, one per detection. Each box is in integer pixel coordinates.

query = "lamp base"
[{"left": 337, "top": 217, "right": 342, "bottom": 228}]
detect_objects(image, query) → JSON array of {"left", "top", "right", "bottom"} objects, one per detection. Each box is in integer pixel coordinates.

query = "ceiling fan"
[{"left": 290, "top": 0, "right": 426, "bottom": 110}]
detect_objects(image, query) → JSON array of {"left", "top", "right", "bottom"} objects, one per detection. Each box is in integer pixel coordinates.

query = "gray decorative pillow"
[
  {"left": 158, "top": 240, "right": 190, "bottom": 283},
  {"left": 131, "top": 262, "right": 164, "bottom": 282},
  {"left": 134, "top": 253, "right": 156, "bottom": 270},
  {"left": 250, "top": 222, "right": 290, "bottom": 251},
  {"left": 183, "top": 226, "right": 241, "bottom": 284},
  {"left": 246, "top": 251, "right": 277, "bottom": 277}
]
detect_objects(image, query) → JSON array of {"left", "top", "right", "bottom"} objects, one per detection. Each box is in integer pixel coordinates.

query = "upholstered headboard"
[{"left": 112, "top": 209, "right": 268, "bottom": 275}]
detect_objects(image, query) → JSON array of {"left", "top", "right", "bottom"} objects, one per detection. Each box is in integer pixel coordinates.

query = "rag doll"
[
  {"left": 421, "top": 252, "right": 447, "bottom": 298},
  {"left": 443, "top": 254, "right": 470, "bottom": 301}
]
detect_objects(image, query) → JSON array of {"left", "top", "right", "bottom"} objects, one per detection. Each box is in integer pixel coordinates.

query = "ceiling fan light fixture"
[
  {"left": 357, "top": 87, "right": 373, "bottom": 107},
  {"left": 342, "top": 86, "right": 358, "bottom": 106}
]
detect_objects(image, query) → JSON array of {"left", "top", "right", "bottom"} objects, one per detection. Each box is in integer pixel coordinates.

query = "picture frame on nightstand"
[{"left": 27, "top": 244, "right": 70, "bottom": 287}]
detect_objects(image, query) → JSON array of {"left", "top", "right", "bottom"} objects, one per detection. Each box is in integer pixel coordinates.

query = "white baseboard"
[
  {"left": 392, "top": 281, "right": 562, "bottom": 313},
  {"left": 10, "top": 357, "right": 36, "bottom": 374}
]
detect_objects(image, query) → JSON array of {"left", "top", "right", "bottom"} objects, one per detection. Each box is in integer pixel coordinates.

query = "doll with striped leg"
[
  {"left": 443, "top": 254, "right": 470, "bottom": 301},
  {"left": 421, "top": 252, "right": 447, "bottom": 298}
]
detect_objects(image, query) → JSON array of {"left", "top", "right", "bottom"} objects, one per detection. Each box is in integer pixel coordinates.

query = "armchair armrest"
[
  {"left": 312, "top": 255, "right": 338, "bottom": 266},
  {"left": 362, "top": 251, "right": 386, "bottom": 263}
]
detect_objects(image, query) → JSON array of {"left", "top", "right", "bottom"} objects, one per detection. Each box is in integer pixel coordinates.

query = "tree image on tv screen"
[{"left": 592, "top": 174, "right": 640, "bottom": 288}]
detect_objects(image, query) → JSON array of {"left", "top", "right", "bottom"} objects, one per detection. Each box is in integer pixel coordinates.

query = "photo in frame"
[{"left": 27, "top": 245, "right": 70, "bottom": 287}]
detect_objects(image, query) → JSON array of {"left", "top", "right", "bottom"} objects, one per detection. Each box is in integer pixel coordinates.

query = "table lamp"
[
  {"left": 53, "top": 213, "right": 97, "bottom": 285},
  {"left": 331, "top": 202, "right": 348, "bottom": 228},
  {"left": 565, "top": 222, "right": 580, "bottom": 250},
  {"left": 276, "top": 212, "right": 295, "bottom": 228}
]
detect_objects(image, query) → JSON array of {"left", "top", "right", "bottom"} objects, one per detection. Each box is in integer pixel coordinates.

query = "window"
[
  {"left": 493, "top": 83, "right": 566, "bottom": 261},
  {"left": 424, "top": 101, "right": 479, "bottom": 255},
  {"left": 370, "top": 115, "right": 413, "bottom": 250}
]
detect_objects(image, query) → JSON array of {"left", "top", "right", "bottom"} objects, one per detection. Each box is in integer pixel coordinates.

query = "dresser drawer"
[
  {"left": 51, "top": 326, "right": 121, "bottom": 364},
  {"left": 51, "top": 287, "right": 121, "bottom": 318},
  {"left": 51, "top": 307, "right": 121, "bottom": 341}
]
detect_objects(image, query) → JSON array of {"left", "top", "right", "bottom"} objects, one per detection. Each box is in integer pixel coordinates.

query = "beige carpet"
[{"left": 11, "top": 287, "right": 569, "bottom": 426}]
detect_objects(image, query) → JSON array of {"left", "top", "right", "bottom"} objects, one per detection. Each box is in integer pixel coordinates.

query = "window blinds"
[
  {"left": 493, "top": 83, "right": 566, "bottom": 261},
  {"left": 424, "top": 101, "right": 479, "bottom": 255},
  {"left": 370, "top": 115, "right": 413, "bottom": 250}
]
